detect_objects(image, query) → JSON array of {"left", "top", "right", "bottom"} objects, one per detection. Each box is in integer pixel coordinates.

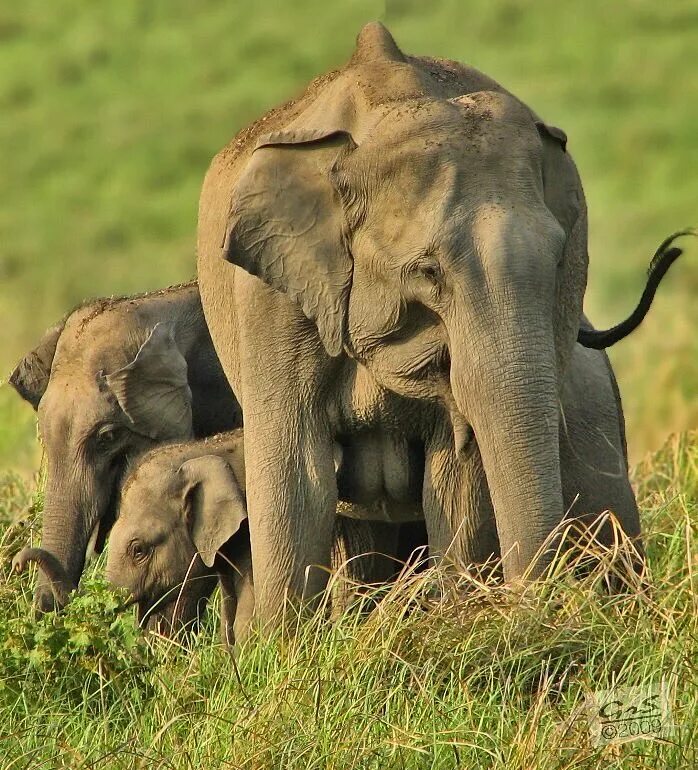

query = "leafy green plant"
[{"left": 0, "top": 573, "right": 153, "bottom": 709}]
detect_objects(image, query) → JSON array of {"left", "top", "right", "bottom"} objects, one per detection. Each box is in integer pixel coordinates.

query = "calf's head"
[{"left": 106, "top": 450, "right": 247, "bottom": 635}]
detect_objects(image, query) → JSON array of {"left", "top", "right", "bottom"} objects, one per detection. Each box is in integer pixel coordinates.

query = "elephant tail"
[
  {"left": 12, "top": 547, "right": 74, "bottom": 608},
  {"left": 577, "top": 229, "right": 695, "bottom": 350}
]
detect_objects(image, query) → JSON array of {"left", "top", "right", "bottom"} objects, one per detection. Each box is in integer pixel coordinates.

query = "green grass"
[
  {"left": 0, "top": 1, "right": 696, "bottom": 475},
  {"left": 0, "top": 432, "right": 696, "bottom": 768}
]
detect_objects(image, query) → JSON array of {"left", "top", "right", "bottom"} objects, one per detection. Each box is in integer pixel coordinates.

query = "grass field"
[
  {"left": 1, "top": 432, "right": 696, "bottom": 768},
  {"left": 0, "top": 3, "right": 696, "bottom": 768},
  {"left": 0, "top": 0, "right": 696, "bottom": 473}
]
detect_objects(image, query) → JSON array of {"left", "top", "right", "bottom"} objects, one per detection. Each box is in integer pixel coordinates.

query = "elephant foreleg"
[
  {"left": 231, "top": 549, "right": 255, "bottom": 646},
  {"left": 217, "top": 569, "right": 238, "bottom": 647},
  {"left": 241, "top": 410, "right": 338, "bottom": 628}
]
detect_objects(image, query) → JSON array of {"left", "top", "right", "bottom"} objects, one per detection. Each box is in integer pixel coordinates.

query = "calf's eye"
[{"left": 130, "top": 542, "right": 150, "bottom": 563}]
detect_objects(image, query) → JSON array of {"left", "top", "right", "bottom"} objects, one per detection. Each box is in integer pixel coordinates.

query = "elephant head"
[
  {"left": 10, "top": 303, "right": 195, "bottom": 612},
  {"left": 106, "top": 447, "right": 247, "bottom": 635}
]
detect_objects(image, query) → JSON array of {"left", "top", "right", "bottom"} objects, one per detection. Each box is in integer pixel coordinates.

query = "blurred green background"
[{"left": 0, "top": 0, "right": 696, "bottom": 476}]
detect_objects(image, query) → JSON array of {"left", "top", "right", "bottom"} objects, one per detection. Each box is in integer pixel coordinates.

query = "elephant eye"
[
  {"left": 96, "top": 424, "right": 123, "bottom": 448},
  {"left": 410, "top": 259, "right": 443, "bottom": 291},
  {"left": 130, "top": 541, "right": 151, "bottom": 563}
]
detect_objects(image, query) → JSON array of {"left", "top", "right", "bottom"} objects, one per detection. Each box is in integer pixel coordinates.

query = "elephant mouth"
[
  {"left": 85, "top": 511, "right": 115, "bottom": 564},
  {"left": 452, "top": 415, "right": 475, "bottom": 456},
  {"left": 135, "top": 578, "right": 213, "bottom": 637},
  {"left": 85, "top": 478, "right": 123, "bottom": 564},
  {"left": 439, "top": 381, "right": 475, "bottom": 456},
  {"left": 136, "top": 593, "right": 172, "bottom": 628},
  {"left": 139, "top": 595, "right": 206, "bottom": 640}
]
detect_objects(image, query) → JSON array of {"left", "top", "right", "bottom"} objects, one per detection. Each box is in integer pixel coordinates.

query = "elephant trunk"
[
  {"left": 33, "top": 472, "right": 97, "bottom": 612},
  {"left": 448, "top": 302, "right": 563, "bottom": 580},
  {"left": 13, "top": 547, "right": 74, "bottom": 608}
]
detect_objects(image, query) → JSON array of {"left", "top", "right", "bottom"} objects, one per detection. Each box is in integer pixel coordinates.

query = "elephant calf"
[
  {"left": 9, "top": 281, "right": 242, "bottom": 614},
  {"left": 103, "top": 430, "right": 400, "bottom": 645}
]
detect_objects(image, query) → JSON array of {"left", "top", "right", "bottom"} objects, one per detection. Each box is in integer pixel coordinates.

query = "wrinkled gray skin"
[
  {"left": 197, "top": 22, "right": 643, "bottom": 625},
  {"left": 106, "top": 430, "right": 399, "bottom": 645},
  {"left": 9, "top": 282, "right": 241, "bottom": 613},
  {"left": 12, "top": 548, "right": 73, "bottom": 608}
]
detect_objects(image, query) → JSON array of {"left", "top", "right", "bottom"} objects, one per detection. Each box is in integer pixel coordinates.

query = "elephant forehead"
[
  {"left": 55, "top": 304, "right": 149, "bottom": 376},
  {"left": 121, "top": 461, "right": 180, "bottom": 510},
  {"left": 358, "top": 126, "right": 541, "bottom": 229},
  {"left": 449, "top": 90, "right": 533, "bottom": 125},
  {"left": 367, "top": 94, "right": 538, "bottom": 161},
  {"left": 38, "top": 378, "right": 115, "bottom": 442},
  {"left": 115, "top": 490, "right": 181, "bottom": 544}
]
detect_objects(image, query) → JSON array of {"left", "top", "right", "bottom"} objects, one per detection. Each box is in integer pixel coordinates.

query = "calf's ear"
[
  {"left": 9, "top": 319, "right": 66, "bottom": 409},
  {"left": 104, "top": 323, "right": 193, "bottom": 440},
  {"left": 179, "top": 455, "right": 247, "bottom": 568}
]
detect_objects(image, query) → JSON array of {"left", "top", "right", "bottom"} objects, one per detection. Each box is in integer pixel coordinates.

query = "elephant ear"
[
  {"left": 535, "top": 121, "right": 580, "bottom": 234},
  {"left": 179, "top": 455, "right": 247, "bottom": 568},
  {"left": 9, "top": 319, "right": 65, "bottom": 409},
  {"left": 536, "top": 120, "right": 589, "bottom": 368},
  {"left": 221, "top": 129, "right": 356, "bottom": 357},
  {"left": 104, "top": 323, "right": 193, "bottom": 441}
]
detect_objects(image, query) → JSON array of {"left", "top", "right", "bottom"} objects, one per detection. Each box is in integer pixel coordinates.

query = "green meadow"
[{"left": 0, "top": 2, "right": 696, "bottom": 767}]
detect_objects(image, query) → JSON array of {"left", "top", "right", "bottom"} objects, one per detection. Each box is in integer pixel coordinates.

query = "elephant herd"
[{"left": 10, "top": 23, "right": 691, "bottom": 645}]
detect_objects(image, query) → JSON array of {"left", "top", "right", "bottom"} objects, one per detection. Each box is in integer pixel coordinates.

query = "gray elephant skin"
[
  {"left": 9, "top": 281, "right": 242, "bottom": 613},
  {"left": 104, "top": 430, "right": 400, "bottom": 645},
  {"left": 194, "top": 21, "right": 663, "bottom": 625}
]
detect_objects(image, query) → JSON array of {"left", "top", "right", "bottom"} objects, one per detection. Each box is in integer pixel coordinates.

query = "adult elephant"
[{"left": 196, "top": 23, "right": 670, "bottom": 624}]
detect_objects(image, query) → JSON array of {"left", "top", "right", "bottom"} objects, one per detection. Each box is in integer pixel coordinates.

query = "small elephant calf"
[{"left": 104, "top": 430, "right": 400, "bottom": 645}]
